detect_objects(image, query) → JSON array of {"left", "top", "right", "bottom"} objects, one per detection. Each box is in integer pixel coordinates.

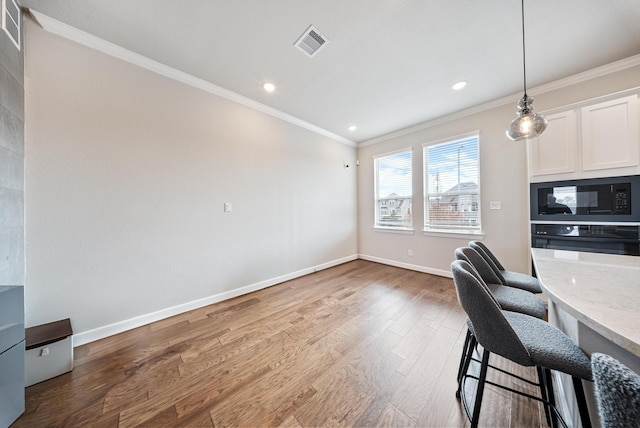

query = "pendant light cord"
[{"left": 521, "top": 0, "right": 527, "bottom": 97}]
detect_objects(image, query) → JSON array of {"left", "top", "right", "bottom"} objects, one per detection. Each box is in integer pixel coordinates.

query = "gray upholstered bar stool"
[
  {"left": 592, "top": 353, "right": 640, "bottom": 428},
  {"left": 451, "top": 260, "right": 592, "bottom": 428},
  {"left": 469, "top": 240, "right": 542, "bottom": 294},
  {"left": 454, "top": 247, "right": 547, "bottom": 401},
  {"left": 454, "top": 247, "right": 545, "bottom": 319}
]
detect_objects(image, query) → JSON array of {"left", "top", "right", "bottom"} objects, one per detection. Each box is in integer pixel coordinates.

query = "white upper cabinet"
[
  {"left": 529, "top": 93, "right": 639, "bottom": 182},
  {"left": 581, "top": 95, "right": 639, "bottom": 172},
  {"left": 529, "top": 110, "right": 577, "bottom": 177}
]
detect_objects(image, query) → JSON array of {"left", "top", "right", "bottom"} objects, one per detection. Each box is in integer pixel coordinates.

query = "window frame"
[
  {"left": 373, "top": 147, "right": 413, "bottom": 232},
  {"left": 423, "top": 132, "right": 482, "bottom": 235}
]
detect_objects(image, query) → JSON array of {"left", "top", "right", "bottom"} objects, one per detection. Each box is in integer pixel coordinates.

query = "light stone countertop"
[{"left": 531, "top": 248, "right": 640, "bottom": 357}]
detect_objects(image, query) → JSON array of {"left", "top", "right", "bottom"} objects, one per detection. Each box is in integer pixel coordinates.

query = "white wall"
[
  {"left": 24, "top": 18, "right": 357, "bottom": 344},
  {"left": 24, "top": 11, "right": 640, "bottom": 345},
  {"left": 357, "top": 63, "right": 640, "bottom": 277}
]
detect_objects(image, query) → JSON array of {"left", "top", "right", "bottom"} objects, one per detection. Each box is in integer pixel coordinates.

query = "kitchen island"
[{"left": 531, "top": 248, "right": 640, "bottom": 428}]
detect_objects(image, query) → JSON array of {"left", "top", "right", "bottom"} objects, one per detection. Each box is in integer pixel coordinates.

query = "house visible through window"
[
  {"left": 374, "top": 149, "right": 412, "bottom": 229},
  {"left": 424, "top": 133, "right": 480, "bottom": 233}
]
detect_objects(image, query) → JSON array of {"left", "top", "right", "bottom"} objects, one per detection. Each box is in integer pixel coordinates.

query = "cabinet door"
[
  {"left": 529, "top": 110, "right": 577, "bottom": 177},
  {"left": 0, "top": 342, "right": 25, "bottom": 427},
  {"left": 581, "top": 95, "right": 639, "bottom": 171}
]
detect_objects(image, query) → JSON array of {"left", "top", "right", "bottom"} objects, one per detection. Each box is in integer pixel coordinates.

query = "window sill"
[
  {"left": 422, "top": 229, "right": 484, "bottom": 239},
  {"left": 373, "top": 227, "right": 415, "bottom": 235}
]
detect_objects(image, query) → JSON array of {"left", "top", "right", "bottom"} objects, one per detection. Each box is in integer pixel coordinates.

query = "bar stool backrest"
[
  {"left": 451, "top": 260, "right": 532, "bottom": 367},
  {"left": 469, "top": 240, "right": 505, "bottom": 271},
  {"left": 592, "top": 352, "right": 640, "bottom": 428},
  {"left": 455, "top": 247, "right": 505, "bottom": 286}
]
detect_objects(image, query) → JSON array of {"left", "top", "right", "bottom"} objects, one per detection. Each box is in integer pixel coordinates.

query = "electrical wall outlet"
[
  {"left": 224, "top": 202, "right": 232, "bottom": 212},
  {"left": 489, "top": 201, "right": 501, "bottom": 210}
]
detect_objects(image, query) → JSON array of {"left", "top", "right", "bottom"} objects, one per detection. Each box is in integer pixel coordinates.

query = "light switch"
[{"left": 224, "top": 202, "right": 232, "bottom": 212}]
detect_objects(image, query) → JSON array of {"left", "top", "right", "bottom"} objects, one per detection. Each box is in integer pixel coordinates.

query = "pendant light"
[{"left": 506, "top": 0, "right": 547, "bottom": 141}]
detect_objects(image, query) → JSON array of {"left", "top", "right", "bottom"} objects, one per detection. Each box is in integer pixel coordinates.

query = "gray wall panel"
[
  {"left": 0, "top": 64, "right": 24, "bottom": 121},
  {"left": 0, "top": 145, "right": 24, "bottom": 190},
  {"left": 0, "top": 226, "right": 24, "bottom": 286},
  {"left": 0, "top": 2, "right": 24, "bottom": 424},
  {"left": 0, "top": 104, "right": 24, "bottom": 154},
  {"left": 0, "top": 188, "right": 23, "bottom": 228},
  {"left": 0, "top": 1, "right": 24, "bottom": 287}
]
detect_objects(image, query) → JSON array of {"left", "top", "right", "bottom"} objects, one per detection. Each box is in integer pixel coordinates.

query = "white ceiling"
[{"left": 19, "top": 0, "right": 640, "bottom": 144}]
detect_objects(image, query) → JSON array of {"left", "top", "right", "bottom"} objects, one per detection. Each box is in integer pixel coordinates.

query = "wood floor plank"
[
  {"left": 136, "top": 404, "right": 215, "bottom": 428},
  {"left": 352, "top": 369, "right": 406, "bottom": 427},
  {"left": 392, "top": 321, "right": 438, "bottom": 376},
  {"left": 415, "top": 330, "right": 466, "bottom": 427},
  {"left": 278, "top": 414, "right": 304, "bottom": 428},
  {"left": 209, "top": 382, "right": 319, "bottom": 427},
  {"left": 447, "top": 399, "right": 472, "bottom": 428},
  {"left": 479, "top": 375, "right": 513, "bottom": 428},
  {"left": 13, "top": 260, "right": 549, "bottom": 428},
  {"left": 391, "top": 323, "right": 460, "bottom": 421},
  {"left": 206, "top": 335, "right": 342, "bottom": 426},
  {"left": 294, "top": 365, "right": 377, "bottom": 427},
  {"left": 373, "top": 403, "right": 417, "bottom": 428},
  {"left": 102, "top": 356, "right": 181, "bottom": 414},
  {"left": 387, "top": 290, "right": 434, "bottom": 337},
  {"left": 117, "top": 332, "right": 280, "bottom": 427}
]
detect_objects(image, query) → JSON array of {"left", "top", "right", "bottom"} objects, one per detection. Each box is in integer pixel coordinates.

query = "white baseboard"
[
  {"left": 357, "top": 254, "right": 452, "bottom": 278},
  {"left": 72, "top": 254, "right": 358, "bottom": 347}
]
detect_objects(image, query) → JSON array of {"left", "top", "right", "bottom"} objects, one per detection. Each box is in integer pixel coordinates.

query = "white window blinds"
[{"left": 424, "top": 134, "right": 480, "bottom": 232}]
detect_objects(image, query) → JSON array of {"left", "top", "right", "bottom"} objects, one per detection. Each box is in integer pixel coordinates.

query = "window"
[
  {"left": 424, "top": 133, "right": 480, "bottom": 233},
  {"left": 374, "top": 149, "right": 412, "bottom": 230},
  {"left": 2, "top": 0, "right": 21, "bottom": 50}
]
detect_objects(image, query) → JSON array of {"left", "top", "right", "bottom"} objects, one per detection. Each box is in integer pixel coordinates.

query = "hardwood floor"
[{"left": 13, "top": 260, "right": 548, "bottom": 427}]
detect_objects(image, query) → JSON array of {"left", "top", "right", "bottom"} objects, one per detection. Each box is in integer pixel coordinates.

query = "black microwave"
[{"left": 530, "top": 175, "right": 640, "bottom": 222}]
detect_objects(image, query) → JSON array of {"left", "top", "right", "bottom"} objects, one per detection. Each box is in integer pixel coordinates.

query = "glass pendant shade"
[
  {"left": 506, "top": 0, "right": 547, "bottom": 141},
  {"left": 506, "top": 94, "right": 548, "bottom": 141}
]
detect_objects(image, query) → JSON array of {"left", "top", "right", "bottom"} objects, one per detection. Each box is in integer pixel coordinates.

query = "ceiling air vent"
[
  {"left": 294, "top": 25, "right": 329, "bottom": 58},
  {"left": 2, "top": 0, "right": 20, "bottom": 50}
]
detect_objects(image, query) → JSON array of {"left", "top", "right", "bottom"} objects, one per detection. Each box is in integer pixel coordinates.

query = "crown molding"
[
  {"left": 27, "top": 9, "right": 640, "bottom": 150},
  {"left": 360, "top": 54, "right": 640, "bottom": 148},
  {"left": 27, "top": 9, "right": 356, "bottom": 147}
]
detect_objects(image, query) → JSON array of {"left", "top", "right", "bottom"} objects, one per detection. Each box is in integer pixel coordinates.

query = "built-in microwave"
[{"left": 530, "top": 175, "right": 640, "bottom": 223}]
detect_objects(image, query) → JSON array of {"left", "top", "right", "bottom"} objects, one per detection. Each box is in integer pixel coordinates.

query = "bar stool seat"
[
  {"left": 501, "top": 270, "right": 543, "bottom": 294},
  {"left": 487, "top": 283, "right": 547, "bottom": 320},
  {"left": 504, "top": 311, "right": 591, "bottom": 380}
]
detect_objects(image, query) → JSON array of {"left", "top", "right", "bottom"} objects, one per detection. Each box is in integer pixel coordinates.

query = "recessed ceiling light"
[
  {"left": 263, "top": 82, "right": 276, "bottom": 92},
  {"left": 452, "top": 81, "right": 467, "bottom": 90},
  {"left": 348, "top": 125, "right": 357, "bottom": 132}
]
